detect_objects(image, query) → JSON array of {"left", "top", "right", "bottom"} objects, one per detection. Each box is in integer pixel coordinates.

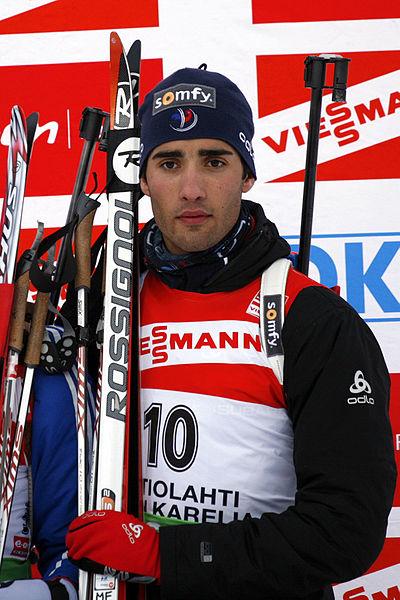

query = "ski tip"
[
  {"left": 11, "top": 105, "right": 26, "bottom": 124},
  {"left": 110, "top": 31, "right": 124, "bottom": 62},
  {"left": 110, "top": 31, "right": 121, "bottom": 46},
  {"left": 127, "top": 39, "right": 141, "bottom": 52},
  {"left": 26, "top": 112, "right": 39, "bottom": 161},
  {"left": 9, "top": 106, "right": 28, "bottom": 151},
  {"left": 27, "top": 112, "right": 39, "bottom": 129}
]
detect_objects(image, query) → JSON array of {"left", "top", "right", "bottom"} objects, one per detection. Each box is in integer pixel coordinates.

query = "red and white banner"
[{"left": 0, "top": 1, "right": 398, "bottom": 596}]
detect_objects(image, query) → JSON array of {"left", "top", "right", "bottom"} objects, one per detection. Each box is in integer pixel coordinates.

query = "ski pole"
[
  {"left": 297, "top": 54, "right": 350, "bottom": 275},
  {"left": 50, "top": 107, "right": 107, "bottom": 310}
]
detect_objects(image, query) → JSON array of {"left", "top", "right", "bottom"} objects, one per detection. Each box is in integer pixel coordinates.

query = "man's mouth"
[{"left": 177, "top": 211, "right": 211, "bottom": 225}]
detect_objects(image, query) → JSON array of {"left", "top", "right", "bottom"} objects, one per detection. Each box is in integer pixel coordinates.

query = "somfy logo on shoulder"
[
  {"left": 262, "top": 295, "right": 283, "bottom": 357},
  {"left": 153, "top": 83, "right": 216, "bottom": 114},
  {"left": 347, "top": 370, "right": 374, "bottom": 405},
  {"left": 169, "top": 108, "right": 198, "bottom": 132}
]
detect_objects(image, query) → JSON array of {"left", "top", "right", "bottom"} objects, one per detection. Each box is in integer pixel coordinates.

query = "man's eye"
[
  {"left": 208, "top": 159, "right": 224, "bottom": 168},
  {"left": 161, "top": 161, "right": 177, "bottom": 170}
]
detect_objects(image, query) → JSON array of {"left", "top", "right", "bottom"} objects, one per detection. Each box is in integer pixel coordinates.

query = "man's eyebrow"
[
  {"left": 198, "top": 148, "right": 234, "bottom": 157},
  {"left": 151, "top": 150, "right": 184, "bottom": 160},
  {"left": 150, "top": 148, "right": 235, "bottom": 160}
]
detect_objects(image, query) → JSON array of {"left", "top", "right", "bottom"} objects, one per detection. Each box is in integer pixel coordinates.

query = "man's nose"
[{"left": 178, "top": 166, "right": 206, "bottom": 202}]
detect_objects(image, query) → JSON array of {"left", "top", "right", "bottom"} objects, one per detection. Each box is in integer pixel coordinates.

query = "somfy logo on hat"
[
  {"left": 169, "top": 108, "right": 198, "bottom": 132},
  {"left": 153, "top": 83, "right": 216, "bottom": 115}
]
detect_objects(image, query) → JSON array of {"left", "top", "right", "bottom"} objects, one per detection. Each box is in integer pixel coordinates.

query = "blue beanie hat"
[{"left": 138, "top": 66, "right": 256, "bottom": 178}]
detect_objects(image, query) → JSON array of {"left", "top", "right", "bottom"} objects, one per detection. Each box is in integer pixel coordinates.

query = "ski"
[
  {"left": 125, "top": 39, "right": 142, "bottom": 525},
  {"left": 0, "top": 107, "right": 38, "bottom": 558},
  {"left": 74, "top": 191, "right": 101, "bottom": 600},
  {"left": 90, "top": 32, "right": 141, "bottom": 600},
  {"left": 87, "top": 229, "right": 107, "bottom": 515},
  {"left": 67, "top": 118, "right": 108, "bottom": 587},
  {"left": 73, "top": 110, "right": 107, "bottom": 531}
]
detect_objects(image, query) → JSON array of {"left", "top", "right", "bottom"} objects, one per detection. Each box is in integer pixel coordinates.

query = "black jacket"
[{"left": 150, "top": 201, "right": 397, "bottom": 600}]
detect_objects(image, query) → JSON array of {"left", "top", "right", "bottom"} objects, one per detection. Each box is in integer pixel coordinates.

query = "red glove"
[{"left": 66, "top": 510, "right": 160, "bottom": 583}]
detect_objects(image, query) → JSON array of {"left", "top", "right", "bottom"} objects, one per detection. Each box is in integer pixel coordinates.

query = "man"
[{"left": 66, "top": 67, "right": 396, "bottom": 599}]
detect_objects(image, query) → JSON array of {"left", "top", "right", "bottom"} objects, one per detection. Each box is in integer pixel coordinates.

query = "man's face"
[{"left": 140, "top": 138, "right": 255, "bottom": 255}]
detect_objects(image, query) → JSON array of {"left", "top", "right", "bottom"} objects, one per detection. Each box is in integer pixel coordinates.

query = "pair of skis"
[{"left": 80, "top": 32, "right": 142, "bottom": 600}]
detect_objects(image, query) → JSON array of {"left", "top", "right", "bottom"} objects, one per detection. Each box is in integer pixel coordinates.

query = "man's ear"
[
  {"left": 140, "top": 176, "right": 150, "bottom": 197},
  {"left": 242, "top": 176, "right": 255, "bottom": 193}
]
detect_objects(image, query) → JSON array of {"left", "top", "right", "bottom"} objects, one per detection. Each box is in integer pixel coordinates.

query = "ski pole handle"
[
  {"left": 70, "top": 108, "right": 107, "bottom": 219},
  {"left": 51, "top": 108, "right": 107, "bottom": 309},
  {"left": 75, "top": 209, "right": 97, "bottom": 291},
  {"left": 8, "top": 270, "right": 30, "bottom": 353},
  {"left": 8, "top": 223, "right": 44, "bottom": 353},
  {"left": 304, "top": 54, "right": 350, "bottom": 100},
  {"left": 24, "top": 291, "right": 49, "bottom": 367}
]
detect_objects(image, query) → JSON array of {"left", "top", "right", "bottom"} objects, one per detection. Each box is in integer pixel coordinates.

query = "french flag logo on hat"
[{"left": 169, "top": 108, "right": 198, "bottom": 132}]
